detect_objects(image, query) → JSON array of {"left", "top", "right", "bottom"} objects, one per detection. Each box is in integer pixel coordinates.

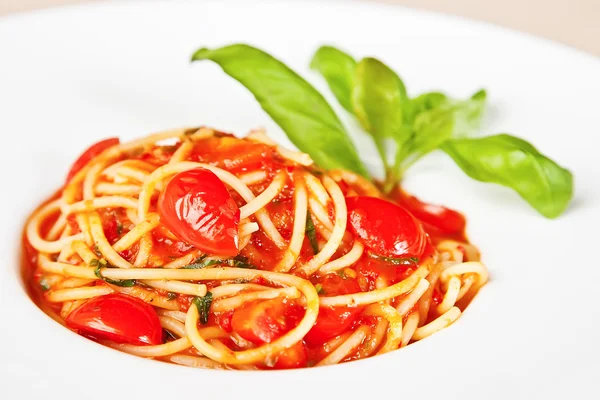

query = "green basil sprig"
[
  {"left": 309, "top": 45, "right": 572, "bottom": 218},
  {"left": 191, "top": 43, "right": 574, "bottom": 218},
  {"left": 184, "top": 255, "right": 256, "bottom": 269}
]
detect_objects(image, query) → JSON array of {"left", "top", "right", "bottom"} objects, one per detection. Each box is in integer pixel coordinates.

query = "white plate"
[{"left": 1, "top": 1, "right": 599, "bottom": 398}]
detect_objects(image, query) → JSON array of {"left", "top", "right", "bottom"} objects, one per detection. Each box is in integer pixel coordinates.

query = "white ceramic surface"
[{"left": 0, "top": 1, "right": 599, "bottom": 399}]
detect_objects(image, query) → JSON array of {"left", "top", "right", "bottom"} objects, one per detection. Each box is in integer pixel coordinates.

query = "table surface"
[{"left": 1, "top": 0, "right": 599, "bottom": 57}]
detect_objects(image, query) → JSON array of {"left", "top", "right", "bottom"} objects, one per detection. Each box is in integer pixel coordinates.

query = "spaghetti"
[{"left": 23, "top": 127, "right": 488, "bottom": 370}]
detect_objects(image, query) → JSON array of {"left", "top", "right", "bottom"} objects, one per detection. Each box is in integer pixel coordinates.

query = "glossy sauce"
[{"left": 23, "top": 131, "right": 471, "bottom": 368}]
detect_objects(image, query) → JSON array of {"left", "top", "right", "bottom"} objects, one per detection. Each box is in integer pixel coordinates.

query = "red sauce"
[{"left": 22, "top": 133, "right": 473, "bottom": 369}]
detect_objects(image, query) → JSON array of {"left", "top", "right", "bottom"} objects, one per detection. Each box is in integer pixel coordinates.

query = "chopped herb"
[
  {"left": 116, "top": 221, "right": 123, "bottom": 235},
  {"left": 167, "top": 292, "right": 177, "bottom": 301},
  {"left": 39, "top": 278, "right": 50, "bottom": 291},
  {"left": 369, "top": 253, "right": 419, "bottom": 266},
  {"left": 337, "top": 270, "right": 347, "bottom": 279},
  {"left": 233, "top": 278, "right": 250, "bottom": 284},
  {"left": 305, "top": 211, "right": 319, "bottom": 255},
  {"left": 192, "top": 292, "right": 213, "bottom": 324},
  {"left": 315, "top": 283, "right": 324, "bottom": 295},
  {"left": 183, "top": 255, "right": 218, "bottom": 269},
  {"left": 93, "top": 259, "right": 136, "bottom": 287},
  {"left": 227, "top": 255, "right": 257, "bottom": 269},
  {"left": 183, "top": 255, "right": 256, "bottom": 269}
]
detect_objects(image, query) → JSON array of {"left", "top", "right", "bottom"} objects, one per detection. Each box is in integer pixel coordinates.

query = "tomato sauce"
[{"left": 22, "top": 132, "right": 474, "bottom": 369}]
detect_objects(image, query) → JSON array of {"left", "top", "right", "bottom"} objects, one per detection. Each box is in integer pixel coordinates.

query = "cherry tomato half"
[
  {"left": 231, "top": 298, "right": 303, "bottom": 345},
  {"left": 346, "top": 196, "right": 426, "bottom": 258},
  {"left": 397, "top": 192, "right": 466, "bottom": 236},
  {"left": 304, "top": 274, "right": 362, "bottom": 346},
  {"left": 66, "top": 137, "right": 120, "bottom": 183},
  {"left": 274, "top": 341, "right": 308, "bottom": 369},
  {"left": 65, "top": 293, "right": 162, "bottom": 345},
  {"left": 158, "top": 168, "right": 240, "bottom": 256}
]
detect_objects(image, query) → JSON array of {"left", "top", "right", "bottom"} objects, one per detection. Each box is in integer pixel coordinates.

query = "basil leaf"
[
  {"left": 399, "top": 89, "right": 487, "bottom": 172},
  {"left": 352, "top": 58, "right": 412, "bottom": 153},
  {"left": 442, "top": 134, "right": 573, "bottom": 218},
  {"left": 314, "top": 283, "right": 324, "bottom": 295},
  {"left": 184, "top": 255, "right": 256, "bottom": 269},
  {"left": 352, "top": 57, "right": 412, "bottom": 189},
  {"left": 227, "top": 255, "right": 257, "bottom": 269},
  {"left": 305, "top": 211, "right": 319, "bottom": 255},
  {"left": 369, "top": 254, "right": 419, "bottom": 266},
  {"left": 39, "top": 277, "right": 50, "bottom": 291},
  {"left": 94, "top": 265, "right": 136, "bottom": 287},
  {"left": 411, "top": 89, "right": 486, "bottom": 138},
  {"left": 183, "top": 255, "right": 215, "bottom": 269},
  {"left": 310, "top": 45, "right": 356, "bottom": 113},
  {"left": 449, "top": 89, "right": 487, "bottom": 137},
  {"left": 191, "top": 44, "right": 370, "bottom": 178},
  {"left": 402, "top": 107, "right": 455, "bottom": 170},
  {"left": 192, "top": 292, "right": 213, "bottom": 325},
  {"left": 411, "top": 92, "right": 448, "bottom": 116}
]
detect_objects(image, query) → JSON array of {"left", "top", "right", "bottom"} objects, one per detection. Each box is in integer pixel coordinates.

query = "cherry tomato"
[
  {"left": 397, "top": 192, "right": 466, "bottom": 235},
  {"left": 274, "top": 341, "right": 308, "bottom": 369},
  {"left": 65, "top": 293, "right": 162, "bottom": 345},
  {"left": 191, "top": 136, "right": 277, "bottom": 174},
  {"left": 66, "top": 138, "right": 119, "bottom": 183},
  {"left": 346, "top": 196, "right": 426, "bottom": 258},
  {"left": 230, "top": 298, "right": 303, "bottom": 345},
  {"left": 158, "top": 168, "right": 240, "bottom": 256},
  {"left": 304, "top": 274, "right": 362, "bottom": 346}
]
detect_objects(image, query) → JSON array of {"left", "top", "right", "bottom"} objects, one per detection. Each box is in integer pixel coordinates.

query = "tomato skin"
[
  {"left": 274, "top": 341, "right": 308, "bottom": 369},
  {"left": 214, "top": 310, "right": 234, "bottom": 333},
  {"left": 304, "top": 274, "right": 362, "bottom": 346},
  {"left": 66, "top": 138, "right": 119, "bottom": 183},
  {"left": 230, "top": 299, "right": 303, "bottom": 345},
  {"left": 65, "top": 293, "right": 162, "bottom": 345},
  {"left": 158, "top": 168, "right": 240, "bottom": 256},
  {"left": 304, "top": 306, "right": 362, "bottom": 346},
  {"left": 346, "top": 196, "right": 426, "bottom": 258},
  {"left": 397, "top": 193, "right": 466, "bottom": 235},
  {"left": 190, "top": 136, "right": 278, "bottom": 174}
]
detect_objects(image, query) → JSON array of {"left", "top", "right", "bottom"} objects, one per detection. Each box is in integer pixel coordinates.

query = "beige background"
[{"left": 1, "top": 0, "right": 599, "bottom": 56}]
